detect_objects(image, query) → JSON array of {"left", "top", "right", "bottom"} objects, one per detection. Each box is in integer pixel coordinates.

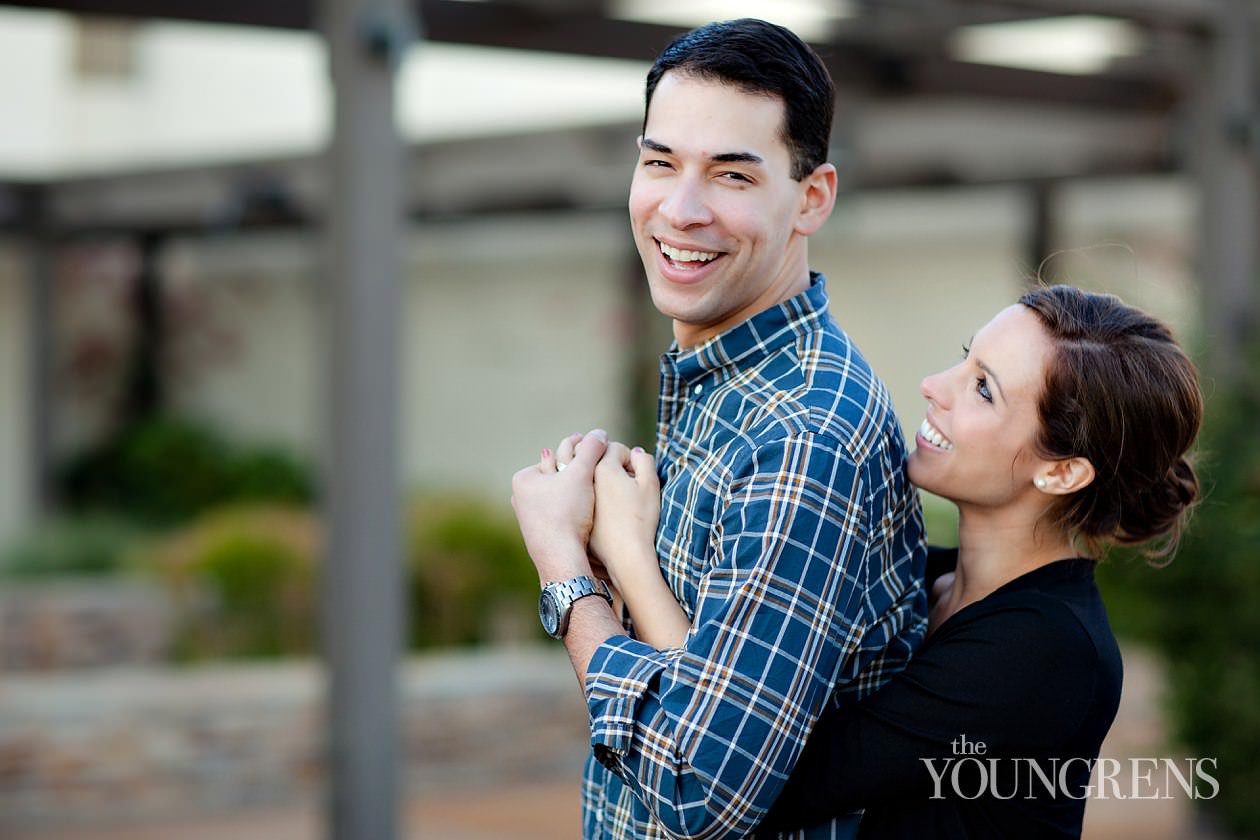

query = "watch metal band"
[
  {"left": 542, "top": 574, "right": 613, "bottom": 639},
  {"left": 552, "top": 575, "right": 610, "bottom": 606}
]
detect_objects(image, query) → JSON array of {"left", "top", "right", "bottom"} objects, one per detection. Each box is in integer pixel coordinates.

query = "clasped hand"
[{"left": 511, "top": 429, "right": 661, "bottom": 594}]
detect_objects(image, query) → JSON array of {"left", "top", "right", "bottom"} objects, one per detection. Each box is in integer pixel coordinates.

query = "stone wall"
[
  {"left": 0, "top": 579, "right": 175, "bottom": 672},
  {"left": 0, "top": 646, "right": 590, "bottom": 834}
]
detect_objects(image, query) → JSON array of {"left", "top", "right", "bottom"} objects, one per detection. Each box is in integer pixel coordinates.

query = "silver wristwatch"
[{"left": 539, "top": 575, "right": 613, "bottom": 639}]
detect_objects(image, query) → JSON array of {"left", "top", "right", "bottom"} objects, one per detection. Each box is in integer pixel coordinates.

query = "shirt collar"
[{"left": 665, "top": 272, "right": 831, "bottom": 384}]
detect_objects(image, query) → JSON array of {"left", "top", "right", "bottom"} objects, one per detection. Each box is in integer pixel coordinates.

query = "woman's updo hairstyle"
[{"left": 1019, "top": 285, "right": 1203, "bottom": 557}]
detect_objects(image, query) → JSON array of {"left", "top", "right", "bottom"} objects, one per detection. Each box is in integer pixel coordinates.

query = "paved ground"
[{"left": 25, "top": 780, "right": 580, "bottom": 840}]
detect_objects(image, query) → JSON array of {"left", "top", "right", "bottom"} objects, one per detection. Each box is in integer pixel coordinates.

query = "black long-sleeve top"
[{"left": 758, "top": 550, "right": 1123, "bottom": 839}]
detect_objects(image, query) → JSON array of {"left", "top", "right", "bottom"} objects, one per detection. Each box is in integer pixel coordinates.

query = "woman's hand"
[
  {"left": 589, "top": 442, "right": 690, "bottom": 649},
  {"left": 589, "top": 442, "right": 661, "bottom": 591}
]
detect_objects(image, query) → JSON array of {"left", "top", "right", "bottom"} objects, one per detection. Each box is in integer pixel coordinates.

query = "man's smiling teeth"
[
  {"left": 659, "top": 241, "right": 718, "bottom": 263},
  {"left": 919, "top": 418, "right": 954, "bottom": 451}
]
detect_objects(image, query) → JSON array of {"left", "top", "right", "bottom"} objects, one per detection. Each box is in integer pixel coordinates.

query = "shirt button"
[{"left": 693, "top": 384, "right": 703, "bottom": 396}]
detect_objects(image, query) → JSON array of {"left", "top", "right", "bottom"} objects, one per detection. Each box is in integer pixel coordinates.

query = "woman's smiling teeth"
[
  {"left": 659, "top": 240, "right": 719, "bottom": 266},
  {"left": 919, "top": 418, "right": 954, "bottom": 451}
]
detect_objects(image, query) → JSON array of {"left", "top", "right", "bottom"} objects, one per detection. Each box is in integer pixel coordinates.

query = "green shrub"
[
  {"left": 137, "top": 495, "right": 543, "bottom": 660},
  {"left": 59, "top": 415, "right": 312, "bottom": 528},
  {"left": 406, "top": 495, "right": 544, "bottom": 647},
  {"left": 0, "top": 514, "right": 144, "bottom": 578},
  {"left": 139, "top": 505, "right": 318, "bottom": 660}
]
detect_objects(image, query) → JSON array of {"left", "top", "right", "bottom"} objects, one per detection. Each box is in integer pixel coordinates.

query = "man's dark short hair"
[{"left": 644, "top": 18, "right": 835, "bottom": 181}]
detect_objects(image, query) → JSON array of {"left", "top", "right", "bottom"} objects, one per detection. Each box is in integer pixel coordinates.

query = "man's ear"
[
  {"left": 794, "top": 162, "right": 837, "bottom": 236},
  {"left": 1034, "top": 457, "right": 1096, "bottom": 495}
]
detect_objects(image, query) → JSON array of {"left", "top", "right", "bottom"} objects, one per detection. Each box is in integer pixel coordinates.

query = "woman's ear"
[
  {"left": 794, "top": 162, "right": 837, "bottom": 236},
  {"left": 1034, "top": 457, "right": 1096, "bottom": 495}
]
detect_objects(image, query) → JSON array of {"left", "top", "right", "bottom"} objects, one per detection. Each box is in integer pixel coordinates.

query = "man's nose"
[{"left": 659, "top": 178, "right": 712, "bottom": 229}]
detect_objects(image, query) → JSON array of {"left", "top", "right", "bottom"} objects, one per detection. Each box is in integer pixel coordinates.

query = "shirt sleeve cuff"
[{"left": 584, "top": 634, "right": 673, "bottom": 763}]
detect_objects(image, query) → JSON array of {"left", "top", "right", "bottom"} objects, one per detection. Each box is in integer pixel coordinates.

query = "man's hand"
[{"left": 511, "top": 428, "right": 609, "bottom": 585}]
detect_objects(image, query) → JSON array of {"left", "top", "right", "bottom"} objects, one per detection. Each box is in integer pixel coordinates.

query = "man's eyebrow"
[
  {"left": 977, "top": 360, "right": 1006, "bottom": 402},
  {"left": 711, "top": 151, "right": 764, "bottom": 165},
  {"left": 640, "top": 138, "right": 764, "bottom": 166}
]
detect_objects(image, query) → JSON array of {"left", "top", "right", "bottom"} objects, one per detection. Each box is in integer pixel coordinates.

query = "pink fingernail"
[
  {"left": 542, "top": 448, "right": 552, "bottom": 459},
  {"left": 632, "top": 447, "right": 644, "bottom": 455}
]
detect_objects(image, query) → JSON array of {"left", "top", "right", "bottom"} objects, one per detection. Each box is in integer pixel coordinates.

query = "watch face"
[{"left": 539, "top": 590, "right": 561, "bottom": 637}]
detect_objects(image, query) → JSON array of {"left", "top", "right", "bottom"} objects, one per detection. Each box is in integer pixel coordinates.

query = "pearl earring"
[{"left": 1035, "top": 478, "right": 1047, "bottom": 489}]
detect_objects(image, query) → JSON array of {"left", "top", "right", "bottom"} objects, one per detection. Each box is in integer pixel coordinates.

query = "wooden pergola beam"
[
  {"left": 950, "top": 0, "right": 1213, "bottom": 32},
  {"left": 1, "top": 0, "right": 312, "bottom": 27},
  {"left": 0, "top": 0, "right": 1190, "bottom": 112}
]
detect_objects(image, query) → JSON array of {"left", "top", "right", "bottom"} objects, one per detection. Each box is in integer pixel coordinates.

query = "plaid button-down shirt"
[{"left": 581, "top": 274, "right": 927, "bottom": 839}]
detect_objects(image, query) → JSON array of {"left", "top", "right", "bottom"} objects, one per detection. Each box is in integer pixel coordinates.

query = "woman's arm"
[
  {"left": 604, "top": 538, "right": 691, "bottom": 649},
  {"left": 588, "top": 442, "right": 691, "bottom": 649},
  {"left": 757, "top": 596, "right": 1101, "bottom": 833}
]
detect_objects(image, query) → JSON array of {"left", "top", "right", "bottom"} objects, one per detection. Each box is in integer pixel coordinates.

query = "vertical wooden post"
[
  {"left": 1196, "top": 0, "right": 1258, "bottom": 379},
  {"left": 1026, "top": 180, "right": 1055, "bottom": 283},
  {"left": 319, "top": 1, "right": 414, "bottom": 838},
  {"left": 24, "top": 186, "right": 56, "bottom": 516}
]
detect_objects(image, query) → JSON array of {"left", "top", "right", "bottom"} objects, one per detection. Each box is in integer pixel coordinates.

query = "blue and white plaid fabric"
[{"left": 581, "top": 274, "right": 927, "bottom": 839}]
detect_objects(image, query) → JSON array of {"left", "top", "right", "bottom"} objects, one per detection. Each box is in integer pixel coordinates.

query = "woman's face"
[{"left": 908, "top": 305, "right": 1054, "bottom": 508}]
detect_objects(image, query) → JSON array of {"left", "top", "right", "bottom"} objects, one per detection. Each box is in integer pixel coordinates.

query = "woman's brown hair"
[{"left": 1019, "top": 285, "right": 1203, "bottom": 557}]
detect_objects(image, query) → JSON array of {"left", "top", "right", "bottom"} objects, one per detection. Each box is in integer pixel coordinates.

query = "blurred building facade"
[
  {"left": 0, "top": 168, "right": 1197, "bottom": 544},
  {"left": 0, "top": 5, "right": 1222, "bottom": 544}
]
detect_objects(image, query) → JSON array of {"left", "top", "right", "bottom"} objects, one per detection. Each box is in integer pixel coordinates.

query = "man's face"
[{"left": 629, "top": 72, "right": 831, "bottom": 348}]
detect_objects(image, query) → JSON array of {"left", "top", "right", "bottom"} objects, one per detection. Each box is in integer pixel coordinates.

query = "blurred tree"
[
  {"left": 1097, "top": 339, "right": 1260, "bottom": 837},
  {"left": 120, "top": 232, "right": 166, "bottom": 427},
  {"left": 52, "top": 226, "right": 311, "bottom": 530}
]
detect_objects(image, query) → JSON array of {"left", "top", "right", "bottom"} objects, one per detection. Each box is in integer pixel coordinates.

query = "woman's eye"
[
  {"left": 721, "top": 171, "right": 752, "bottom": 183},
  {"left": 976, "top": 377, "right": 993, "bottom": 403}
]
